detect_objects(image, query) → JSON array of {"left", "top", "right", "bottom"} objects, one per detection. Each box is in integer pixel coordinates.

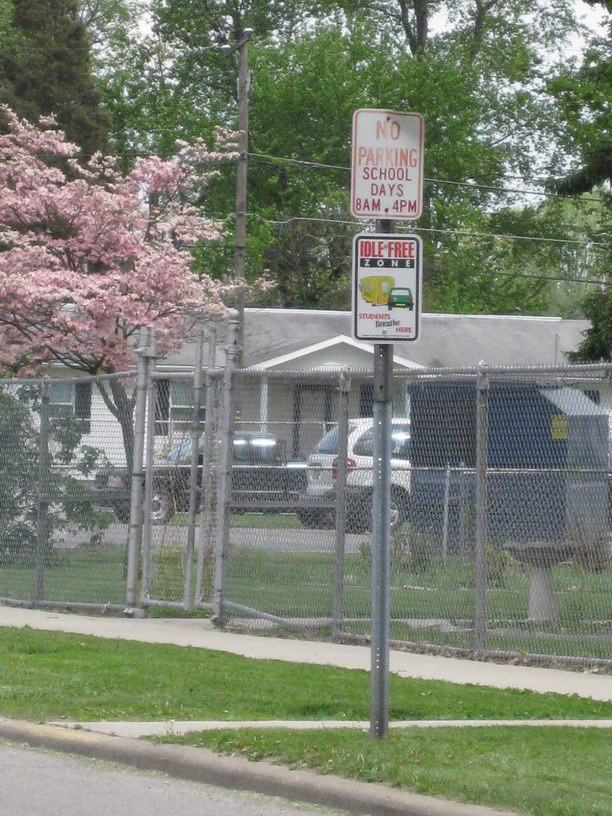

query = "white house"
[{"left": 44, "top": 309, "right": 608, "bottom": 464}]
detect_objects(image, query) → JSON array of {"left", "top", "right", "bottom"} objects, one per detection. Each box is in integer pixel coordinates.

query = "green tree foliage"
[
  {"left": 0, "top": 385, "right": 110, "bottom": 560},
  {"left": 0, "top": 0, "right": 13, "bottom": 38},
  {"left": 0, "top": 0, "right": 109, "bottom": 155},
  {"left": 97, "top": 0, "right": 605, "bottom": 318},
  {"left": 550, "top": 0, "right": 611, "bottom": 361},
  {"left": 567, "top": 287, "right": 611, "bottom": 362},
  {"left": 551, "top": 1, "right": 611, "bottom": 195}
]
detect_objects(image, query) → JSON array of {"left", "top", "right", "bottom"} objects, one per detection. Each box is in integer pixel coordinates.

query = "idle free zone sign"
[{"left": 352, "top": 234, "right": 422, "bottom": 343}]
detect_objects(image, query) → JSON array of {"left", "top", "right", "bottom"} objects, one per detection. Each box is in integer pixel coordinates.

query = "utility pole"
[{"left": 221, "top": 28, "right": 253, "bottom": 367}]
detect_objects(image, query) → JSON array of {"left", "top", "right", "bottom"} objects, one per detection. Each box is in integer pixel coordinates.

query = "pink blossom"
[{"left": 0, "top": 107, "right": 241, "bottom": 375}]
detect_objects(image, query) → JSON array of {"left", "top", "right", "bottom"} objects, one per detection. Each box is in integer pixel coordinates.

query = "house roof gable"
[{"left": 251, "top": 334, "right": 424, "bottom": 370}]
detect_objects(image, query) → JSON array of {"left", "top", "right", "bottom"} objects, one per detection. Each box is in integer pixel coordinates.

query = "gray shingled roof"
[{"left": 162, "top": 309, "right": 590, "bottom": 370}]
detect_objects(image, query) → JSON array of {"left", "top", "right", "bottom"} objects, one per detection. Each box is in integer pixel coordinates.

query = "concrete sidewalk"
[
  {"left": 48, "top": 718, "right": 612, "bottom": 738},
  {"left": 2, "top": 605, "right": 611, "bottom": 816},
  {"left": 1, "top": 605, "right": 611, "bottom": 701}
]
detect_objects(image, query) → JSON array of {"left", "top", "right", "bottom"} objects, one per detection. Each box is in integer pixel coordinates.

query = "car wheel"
[
  {"left": 346, "top": 492, "right": 371, "bottom": 534},
  {"left": 390, "top": 488, "right": 410, "bottom": 531},
  {"left": 150, "top": 490, "right": 175, "bottom": 525},
  {"left": 112, "top": 503, "right": 131, "bottom": 523},
  {"left": 346, "top": 489, "right": 409, "bottom": 533},
  {"left": 297, "top": 509, "right": 334, "bottom": 529}
]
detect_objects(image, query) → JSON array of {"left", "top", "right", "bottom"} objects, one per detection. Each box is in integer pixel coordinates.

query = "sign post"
[
  {"left": 369, "top": 220, "right": 394, "bottom": 740},
  {"left": 351, "top": 109, "right": 423, "bottom": 740}
]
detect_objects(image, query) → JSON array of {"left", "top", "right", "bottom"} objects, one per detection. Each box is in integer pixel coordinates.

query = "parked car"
[
  {"left": 299, "top": 418, "right": 411, "bottom": 533},
  {"left": 93, "top": 433, "right": 307, "bottom": 524}
]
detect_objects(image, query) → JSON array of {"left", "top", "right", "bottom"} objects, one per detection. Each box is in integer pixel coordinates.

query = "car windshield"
[
  {"left": 391, "top": 289, "right": 411, "bottom": 296},
  {"left": 352, "top": 423, "right": 411, "bottom": 458},
  {"left": 233, "top": 436, "right": 281, "bottom": 463},
  {"left": 164, "top": 438, "right": 194, "bottom": 463},
  {"left": 164, "top": 434, "right": 280, "bottom": 464},
  {"left": 315, "top": 422, "right": 359, "bottom": 454}
]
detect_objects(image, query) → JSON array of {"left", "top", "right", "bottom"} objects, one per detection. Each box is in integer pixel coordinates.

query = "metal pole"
[
  {"left": 212, "top": 310, "right": 240, "bottom": 624},
  {"left": 140, "top": 331, "right": 157, "bottom": 607},
  {"left": 459, "top": 460, "right": 467, "bottom": 562},
  {"left": 184, "top": 329, "right": 205, "bottom": 611},
  {"left": 370, "top": 216, "right": 395, "bottom": 740},
  {"left": 234, "top": 30, "right": 251, "bottom": 367},
  {"left": 195, "top": 328, "right": 218, "bottom": 605},
  {"left": 125, "top": 327, "right": 152, "bottom": 611},
  {"left": 474, "top": 364, "right": 489, "bottom": 651},
  {"left": 332, "top": 368, "right": 350, "bottom": 638},
  {"left": 442, "top": 463, "right": 451, "bottom": 562},
  {"left": 35, "top": 377, "right": 51, "bottom": 605},
  {"left": 371, "top": 343, "right": 393, "bottom": 739}
]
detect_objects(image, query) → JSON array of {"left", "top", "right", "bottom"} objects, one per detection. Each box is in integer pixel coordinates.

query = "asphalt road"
[
  {"left": 0, "top": 743, "right": 348, "bottom": 816},
  {"left": 57, "top": 523, "right": 367, "bottom": 553}
]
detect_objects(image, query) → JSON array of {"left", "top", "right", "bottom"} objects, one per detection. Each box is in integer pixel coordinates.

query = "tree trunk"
[{"left": 97, "top": 377, "right": 136, "bottom": 473}]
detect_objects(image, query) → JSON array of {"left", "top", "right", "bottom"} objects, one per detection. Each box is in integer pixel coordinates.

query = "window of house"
[
  {"left": 155, "top": 379, "right": 206, "bottom": 436},
  {"left": 170, "top": 381, "right": 207, "bottom": 431},
  {"left": 49, "top": 381, "right": 92, "bottom": 434}
]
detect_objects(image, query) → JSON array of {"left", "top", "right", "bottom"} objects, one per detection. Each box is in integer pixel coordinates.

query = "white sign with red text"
[
  {"left": 351, "top": 109, "right": 424, "bottom": 220},
  {"left": 352, "top": 233, "right": 422, "bottom": 343}
]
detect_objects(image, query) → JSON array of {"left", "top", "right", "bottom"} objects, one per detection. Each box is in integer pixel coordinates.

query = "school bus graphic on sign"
[{"left": 359, "top": 275, "right": 395, "bottom": 306}]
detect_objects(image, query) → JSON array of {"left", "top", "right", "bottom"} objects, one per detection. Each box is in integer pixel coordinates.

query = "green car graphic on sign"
[{"left": 387, "top": 287, "right": 414, "bottom": 311}]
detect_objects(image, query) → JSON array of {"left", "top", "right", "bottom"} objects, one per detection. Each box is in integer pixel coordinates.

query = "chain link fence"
[
  {"left": 1, "top": 329, "right": 610, "bottom": 666},
  {"left": 217, "top": 362, "right": 611, "bottom": 666},
  {"left": 0, "top": 371, "right": 137, "bottom": 611}
]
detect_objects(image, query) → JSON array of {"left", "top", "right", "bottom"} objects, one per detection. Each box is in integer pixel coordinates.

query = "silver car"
[{"left": 299, "top": 418, "right": 411, "bottom": 532}]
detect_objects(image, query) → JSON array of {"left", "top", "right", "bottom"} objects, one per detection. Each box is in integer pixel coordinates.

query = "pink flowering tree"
[{"left": 0, "top": 106, "right": 238, "bottom": 466}]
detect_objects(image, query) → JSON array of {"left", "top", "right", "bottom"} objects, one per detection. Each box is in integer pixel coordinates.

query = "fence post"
[
  {"left": 125, "top": 327, "right": 153, "bottom": 613},
  {"left": 140, "top": 333, "right": 157, "bottom": 608},
  {"left": 474, "top": 364, "right": 489, "bottom": 651},
  {"left": 459, "top": 460, "right": 468, "bottom": 562},
  {"left": 332, "top": 368, "right": 351, "bottom": 638},
  {"left": 195, "top": 328, "right": 218, "bottom": 605},
  {"left": 184, "top": 329, "right": 206, "bottom": 611},
  {"left": 212, "top": 310, "right": 239, "bottom": 624},
  {"left": 441, "top": 463, "right": 451, "bottom": 562},
  {"left": 35, "top": 377, "right": 51, "bottom": 605}
]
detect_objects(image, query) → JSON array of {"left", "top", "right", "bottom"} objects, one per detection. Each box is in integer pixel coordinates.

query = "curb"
[{"left": 0, "top": 719, "right": 519, "bottom": 816}]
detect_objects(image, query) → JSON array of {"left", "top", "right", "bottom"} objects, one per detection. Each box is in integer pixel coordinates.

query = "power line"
[
  {"left": 250, "top": 213, "right": 610, "bottom": 250},
  {"left": 185, "top": 215, "right": 610, "bottom": 284},
  {"left": 473, "top": 270, "right": 609, "bottom": 286},
  {"left": 248, "top": 151, "right": 606, "bottom": 203},
  {"left": 7, "top": 145, "right": 609, "bottom": 249},
  {"left": 9, "top": 139, "right": 606, "bottom": 205}
]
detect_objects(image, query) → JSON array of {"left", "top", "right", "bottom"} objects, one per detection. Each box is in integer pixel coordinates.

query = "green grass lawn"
[
  {"left": 160, "top": 727, "right": 612, "bottom": 816},
  {"left": 1, "top": 627, "right": 611, "bottom": 816},
  {"left": 1, "top": 627, "right": 611, "bottom": 723},
  {"left": 1, "top": 541, "right": 610, "bottom": 659}
]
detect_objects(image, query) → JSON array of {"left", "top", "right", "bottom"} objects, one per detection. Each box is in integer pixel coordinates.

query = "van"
[{"left": 359, "top": 276, "right": 395, "bottom": 306}]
